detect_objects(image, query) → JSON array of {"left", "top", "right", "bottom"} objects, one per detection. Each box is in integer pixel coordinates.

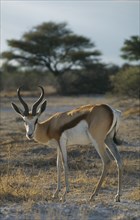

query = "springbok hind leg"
[
  {"left": 106, "top": 137, "right": 123, "bottom": 202},
  {"left": 89, "top": 144, "right": 111, "bottom": 201}
]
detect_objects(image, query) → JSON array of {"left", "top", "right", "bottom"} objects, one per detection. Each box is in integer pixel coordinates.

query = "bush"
[
  {"left": 57, "top": 64, "right": 111, "bottom": 95},
  {"left": 0, "top": 70, "right": 55, "bottom": 92},
  {"left": 111, "top": 66, "right": 140, "bottom": 98}
]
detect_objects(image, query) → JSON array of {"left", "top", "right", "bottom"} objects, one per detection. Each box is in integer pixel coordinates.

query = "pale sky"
[{"left": 1, "top": 0, "right": 139, "bottom": 66}]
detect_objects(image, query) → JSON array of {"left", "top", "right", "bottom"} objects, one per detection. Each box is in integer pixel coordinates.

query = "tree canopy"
[
  {"left": 1, "top": 22, "right": 101, "bottom": 76},
  {"left": 121, "top": 36, "right": 140, "bottom": 61}
]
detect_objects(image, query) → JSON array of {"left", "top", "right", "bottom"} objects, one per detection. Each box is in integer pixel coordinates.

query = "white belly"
[{"left": 63, "top": 120, "right": 91, "bottom": 146}]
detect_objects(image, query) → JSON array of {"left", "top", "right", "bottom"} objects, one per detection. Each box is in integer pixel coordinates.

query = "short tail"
[
  {"left": 113, "top": 129, "right": 122, "bottom": 145},
  {"left": 113, "top": 109, "right": 122, "bottom": 145},
  {"left": 107, "top": 107, "right": 121, "bottom": 145}
]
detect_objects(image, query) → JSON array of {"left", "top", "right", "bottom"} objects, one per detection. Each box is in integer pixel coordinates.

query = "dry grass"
[
  {"left": 126, "top": 187, "right": 140, "bottom": 202},
  {"left": 0, "top": 95, "right": 140, "bottom": 219},
  {"left": 0, "top": 167, "right": 54, "bottom": 204},
  {"left": 123, "top": 107, "right": 140, "bottom": 117}
]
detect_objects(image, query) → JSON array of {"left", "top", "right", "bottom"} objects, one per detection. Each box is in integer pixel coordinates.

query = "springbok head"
[{"left": 11, "top": 86, "right": 47, "bottom": 140}]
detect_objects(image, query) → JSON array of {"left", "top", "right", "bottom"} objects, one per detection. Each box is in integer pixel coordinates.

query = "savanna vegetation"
[{"left": 0, "top": 22, "right": 140, "bottom": 97}]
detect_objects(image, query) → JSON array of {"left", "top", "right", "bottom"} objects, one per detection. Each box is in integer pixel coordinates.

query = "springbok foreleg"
[
  {"left": 59, "top": 136, "right": 69, "bottom": 202},
  {"left": 52, "top": 146, "right": 62, "bottom": 199}
]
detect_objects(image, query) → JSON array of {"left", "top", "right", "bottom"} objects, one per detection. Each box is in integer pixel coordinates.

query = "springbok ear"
[
  {"left": 11, "top": 103, "right": 24, "bottom": 116},
  {"left": 38, "top": 100, "right": 47, "bottom": 115}
]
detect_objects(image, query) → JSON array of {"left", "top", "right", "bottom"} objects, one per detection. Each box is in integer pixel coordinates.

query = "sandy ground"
[{"left": 0, "top": 95, "right": 140, "bottom": 220}]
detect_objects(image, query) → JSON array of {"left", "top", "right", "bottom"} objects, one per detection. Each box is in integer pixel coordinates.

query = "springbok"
[{"left": 11, "top": 86, "right": 122, "bottom": 202}]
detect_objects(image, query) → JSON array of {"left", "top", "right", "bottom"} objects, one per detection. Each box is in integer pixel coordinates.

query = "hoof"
[
  {"left": 89, "top": 198, "right": 95, "bottom": 202},
  {"left": 89, "top": 193, "right": 98, "bottom": 202},
  {"left": 60, "top": 196, "right": 66, "bottom": 203},
  {"left": 89, "top": 196, "right": 95, "bottom": 202},
  {"left": 52, "top": 194, "right": 58, "bottom": 199},
  {"left": 52, "top": 191, "right": 59, "bottom": 200},
  {"left": 115, "top": 194, "right": 121, "bottom": 202},
  {"left": 60, "top": 191, "right": 68, "bottom": 203}
]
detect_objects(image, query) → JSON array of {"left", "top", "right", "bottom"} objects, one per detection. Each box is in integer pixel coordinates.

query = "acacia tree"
[
  {"left": 2, "top": 22, "right": 101, "bottom": 78},
  {"left": 121, "top": 36, "right": 140, "bottom": 61}
]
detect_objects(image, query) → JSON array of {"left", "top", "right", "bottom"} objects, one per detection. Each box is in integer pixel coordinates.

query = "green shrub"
[
  {"left": 57, "top": 66, "right": 111, "bottom": 95},
  {"left": 111, "top": 66, "right": 140, "bottom": 98},
  {"left": 0, "top": 70, "right": 53, "bottom": 91}
]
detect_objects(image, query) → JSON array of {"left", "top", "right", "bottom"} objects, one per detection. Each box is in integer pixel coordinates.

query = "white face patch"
[{"left": 23, "top": 116, "right": 38, "bottom": 140}]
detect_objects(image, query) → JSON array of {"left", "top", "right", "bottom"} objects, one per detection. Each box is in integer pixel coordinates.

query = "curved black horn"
[
  {"left": 32, "top": 86, "right": 44, "bottom": 115},
  {"left": 17, "top": 87, "right": 29, "bottom": 116}
]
